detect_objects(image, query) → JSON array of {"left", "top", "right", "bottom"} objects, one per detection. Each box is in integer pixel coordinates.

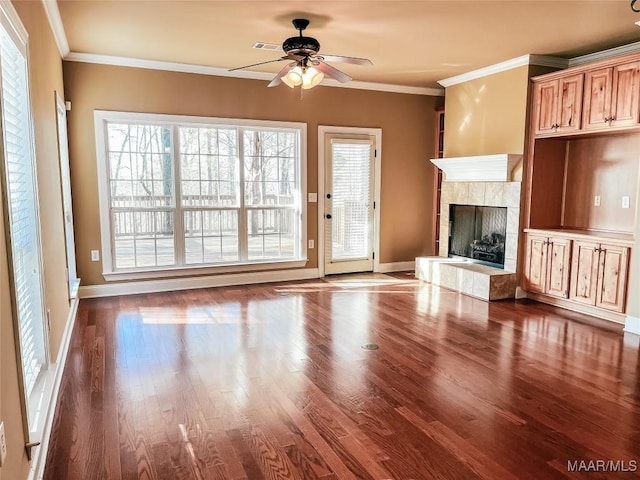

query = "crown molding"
[
  {"left": 41, "top": 0, "right": 69, "bottom": 57},
  {"left": 64, "top": 52, "right": 444, "bottom": 96},
  {"left": 438, "top": 54, "right": 569, "bottom": 88},
  {"left": 568, "top": 40, "right": 640, "bottom": 67}
]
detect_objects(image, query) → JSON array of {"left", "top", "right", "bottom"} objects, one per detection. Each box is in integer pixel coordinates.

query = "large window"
[{"left": 95, "top": 112, "right": 306, "bottom": 278}]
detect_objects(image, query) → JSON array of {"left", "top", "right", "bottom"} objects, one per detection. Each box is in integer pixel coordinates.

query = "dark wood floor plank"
[{"left": 44, "top": 273, "right": 640, "bottom": 479}]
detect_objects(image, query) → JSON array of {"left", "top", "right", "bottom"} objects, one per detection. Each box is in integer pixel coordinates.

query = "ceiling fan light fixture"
[
  {"left": 282, "top": 65, "right": 304, "bottom": 88},
  {"left": 301, "top": 66, "right": 324, "bottom": 89},
  {"left": 282, "top": 65, "right": 324, "bottom": 90}
]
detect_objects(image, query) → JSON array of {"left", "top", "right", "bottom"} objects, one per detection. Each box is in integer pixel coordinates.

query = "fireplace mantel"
[{"left": 431, "top": 154, "right": 522, "bottom": 182}]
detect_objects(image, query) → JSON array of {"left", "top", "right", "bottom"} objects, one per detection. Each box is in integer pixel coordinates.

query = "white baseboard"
[
  {"left": 624, "top": 315, "right": 640, "bottom": 336},
  {"left": 28, "top": 296, "right": 80, "bottom": 480},
  {"left": 378, "top": 261, "right": 415, "bottom": 273},
  {"left": 79, "top": 268, "right": 320, "bottom": 298}
]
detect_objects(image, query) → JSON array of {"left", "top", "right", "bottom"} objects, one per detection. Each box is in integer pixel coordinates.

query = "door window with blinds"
[
  {"left": 94, "top": 112, "right": 306, "bottom": 277},
  {"left": 0, "top": 2, "right": 49, "bottom": 432},
  {"left": 324, "top": 136, "right": 375, "bottom": 275}
]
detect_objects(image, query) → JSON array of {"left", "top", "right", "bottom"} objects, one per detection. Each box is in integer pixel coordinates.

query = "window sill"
[{"left": 102, "top": 258, "right": 309, "bottom": 282}]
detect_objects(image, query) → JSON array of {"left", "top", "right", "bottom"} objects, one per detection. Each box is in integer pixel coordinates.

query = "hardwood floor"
[{"left": 44, "top": 273, "right": 640, "bottom": 479}]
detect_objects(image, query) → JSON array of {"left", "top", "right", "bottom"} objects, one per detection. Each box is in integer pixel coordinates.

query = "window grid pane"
[
  {"left": 184, "top": 209, "right": 239, "bottom": 264},
  {"left": 113, "top": 211, "right": 175, "bottom": 269},
  {"left": 243, "top": 129, "right": 296, "bottom": 207},
  {"left": 247, "top": 208, "right": 296, "bottom": 260},
  {"left": 103, "top": 120, "right": 301, "bottom": 271},
  {"left": 179, "top": 127, "right": 238, "bottom": 207}
]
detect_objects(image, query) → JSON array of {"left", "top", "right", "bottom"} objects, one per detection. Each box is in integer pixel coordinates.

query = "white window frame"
[
  {"left": 94, "top": 111, "right": 307, "bottom": 281},
  {"left": 0, "top": 0, "right": 52, "bottom": 460}
]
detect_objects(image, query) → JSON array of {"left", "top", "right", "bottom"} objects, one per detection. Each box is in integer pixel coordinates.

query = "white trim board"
[
  {"left": 317, "top": 126, "right": 382, "bottom": 278},
  {"left": 79, "top": 268, "right": 320, "bottom": 298},
  {"left": 65, "top": 52, "right": 444, "bottom": 97},
  {"left": 41, "top": 0, "right": 69, "bottom": 57},
  {"left": 438, "top": 54, "right": 569, "bottom": 87},
  {"left": 378, "top": 261, "right": 415, "bottom": 273},
  {"left": 624, "top": 315, "right": 640, "bottom": 336},
  {"left": 438, "top": 41, "right": 640, "bottom": 88},
  {"left": 569, "top": 40, "right": 640, "bottom": 67},
  {"left": 28, "top": 297, "right": 79, "bottom": 480}
]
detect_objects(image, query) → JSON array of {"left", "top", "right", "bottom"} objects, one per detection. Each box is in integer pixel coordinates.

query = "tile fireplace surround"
[{"left": 416, "top": 155, "right": 523, "bottom": 301}]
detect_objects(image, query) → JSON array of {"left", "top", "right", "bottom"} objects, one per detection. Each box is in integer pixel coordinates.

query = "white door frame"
[{"left": 318, "top": 126, "right": 382, "bottom": 277}]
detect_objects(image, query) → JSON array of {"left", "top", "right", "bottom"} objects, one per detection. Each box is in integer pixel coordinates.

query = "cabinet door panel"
[
  {"left": 557, "top": 74, "right": 583, "bottom": 133},
  {"left": 546, "top": 237, "right": 572, "bottom": 298},
  {"left": 611, "top": 62, "right": 640, "bottom": 128},
  {"left": 534, "top": 80, "right": 559, "bottom": 135},
  {"left": 595, "top": 244, "right": 629, "bottom": 312},
  {"left": 569, "top": 240, "right": 600, "bottom": 305},
  {"left": 524, "top": 234, "right": 547, "bottom": 293},
  {"left": 584, "top": 68, "right": 613, "bottom": 130}
]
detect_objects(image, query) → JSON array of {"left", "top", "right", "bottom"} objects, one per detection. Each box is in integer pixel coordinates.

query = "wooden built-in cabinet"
[
  {"left": 532, "top": 55, "right": 640, "bottom": 137},
  {"left": 523, "top": 233, "right": 571, "bottom": 298},
  {"left": 570, "top": 240, "right": 629, "bottom": 313},
  {"left": 524, "top": 231, "right": 631, "bottom": 314},
  {"left": 533, "top": 74, "right": 583, "bottom": 135},
  {"left": 583, "top": 62, "right": 640, "bottom": 131},
  {"left": 525, "top": 52, "right": 639, "bottom": 322}
]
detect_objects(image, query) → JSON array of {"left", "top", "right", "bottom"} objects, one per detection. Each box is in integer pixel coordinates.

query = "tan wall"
[
  {"left": 443, "top": 65, "right": 530, "bottom": 157},
  {"left": 1, "top": 2, "right": 68, "bottom": 478},
  {"left": 62, "top": 62, "right": 439, "bottom": 286}
]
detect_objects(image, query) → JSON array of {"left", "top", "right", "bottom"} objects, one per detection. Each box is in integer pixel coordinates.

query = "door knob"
[
  {"left": 326, "top": 193, "right": 331, "bottom": 199},
  {"left": 325, "top": 214, "right": 332, "bottom": 219}
]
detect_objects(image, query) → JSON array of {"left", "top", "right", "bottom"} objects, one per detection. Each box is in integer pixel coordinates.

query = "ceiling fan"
[{"left": 230, "top": 18, "right": 373, "bottom": 89}]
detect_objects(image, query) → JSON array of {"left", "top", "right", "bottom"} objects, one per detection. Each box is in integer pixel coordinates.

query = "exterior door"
[
  {"left": 55, "top": 92, "right": 79, "bottom": 298},
  {"left": 324, "top": 136, "right": 375, "bottom": 275},
  {"left": 0, "top": 16, "right": 49, "bottom": 419}
]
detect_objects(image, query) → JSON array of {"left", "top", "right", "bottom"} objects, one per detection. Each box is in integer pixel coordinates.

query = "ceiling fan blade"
[
  {"left": 316, "top": 54, "right": 373, "bottom": 66},
  {"left": 315, "top": 61, "right": 352, "bottom": 83},
  {"left": 268, "top": 63, "right": 296, "bottom": 87}
]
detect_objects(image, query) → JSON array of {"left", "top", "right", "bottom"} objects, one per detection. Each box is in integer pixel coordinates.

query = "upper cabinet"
[
  {"left": 533, "top": 74, "right": 583, "bottom": 135},
  {"left": 584, "top": 61, "right": 640, "bottom": 130},
  {"left": 533, "top": 56, "right": 640, "bottom": 137}
]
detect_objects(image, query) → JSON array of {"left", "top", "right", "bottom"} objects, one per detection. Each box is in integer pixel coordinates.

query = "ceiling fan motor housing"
[{"left": 283, "top": 36, "right": 320, "bottom": 56}]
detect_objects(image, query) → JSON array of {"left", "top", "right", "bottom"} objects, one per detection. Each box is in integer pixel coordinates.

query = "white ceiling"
[{"left": 55, "top": 1, "right": 640, "bottom": 90}]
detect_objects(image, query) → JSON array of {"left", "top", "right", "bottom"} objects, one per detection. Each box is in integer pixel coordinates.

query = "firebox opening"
[{"left": 448, "top": 204, "right": 507, "bottom": 269}]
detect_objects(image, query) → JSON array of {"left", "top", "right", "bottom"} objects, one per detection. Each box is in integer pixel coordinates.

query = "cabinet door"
[
  {"left": 534, "top": 80, "right": 559, "bottom": 135},
  {"left": 556, "top": 74, "right": 583, "bottom": 133},
  {"left": 583, "top": 67, "right": 613, "bottom": 130},
  {"left": 610, "top": 62, "right": 640, "bottom": 128},
  {"left": 595, "top": 244, "right": 629, "bottom": 312},
  {"left": 569, "top": 240, "right": 600, "bottom": 305},
  {"left": 545, "top": 237, "right": 572, "bottom": 298},
  {"left": 523, "top": 234, "right": 548, "bottom": 293}
]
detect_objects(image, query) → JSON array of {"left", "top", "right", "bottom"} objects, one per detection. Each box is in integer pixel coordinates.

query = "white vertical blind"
[
  {"left": 330, "top": 139, "right": 373, "bottom": 261},
  {"left": 0, "top": 20, "right": 47, "bottom": 396}
]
